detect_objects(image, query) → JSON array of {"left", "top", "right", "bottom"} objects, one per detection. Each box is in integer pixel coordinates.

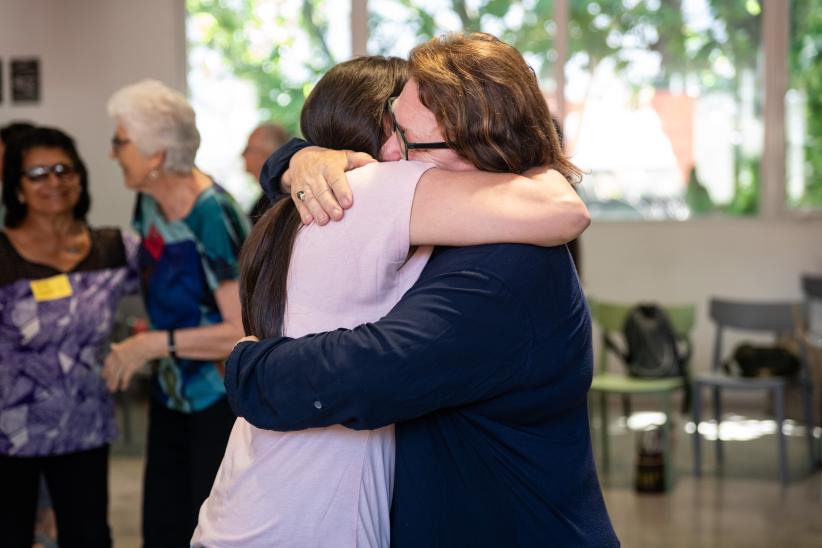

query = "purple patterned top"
[{"left": 0, "top": 228, "right": 139, "bottom": 456}]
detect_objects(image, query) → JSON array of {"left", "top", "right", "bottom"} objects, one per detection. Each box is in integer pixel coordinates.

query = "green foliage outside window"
[
  {"left": 187, "top": 0, "right": 340, "bottom": 135},
  {"left": 188, "top": 0, "right": 820, "bottom": 213},
  {"left": 790, "top": 0, "right": 822, "bottom": 208}
]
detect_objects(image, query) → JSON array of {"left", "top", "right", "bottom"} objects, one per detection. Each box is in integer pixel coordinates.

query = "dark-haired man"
[{"left": 226, "top": 33, "right": 618, "bottom": 547}]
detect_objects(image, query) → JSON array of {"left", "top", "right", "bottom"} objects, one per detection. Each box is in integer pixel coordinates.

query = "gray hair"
[{"left": 107, "top": 79, "right": 200, "bottom": 174}]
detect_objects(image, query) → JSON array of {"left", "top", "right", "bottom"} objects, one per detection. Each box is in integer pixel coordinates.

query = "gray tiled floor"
[
  {"left": 110, "top": 456, "right": 142, "bottom": 548},
  {"left": 601, "top": 471, "right": 822, "bottom": 548},
  {"left": 107, "top": 395, "right": 822, "bottom": 547}
]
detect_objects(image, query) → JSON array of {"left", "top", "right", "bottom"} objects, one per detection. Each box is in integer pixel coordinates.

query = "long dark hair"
[
  {"left": 240, "top": 56, "right": 408, "bottom": 337},
  {"left": 2, "top": 126, "right": 91, "bottom": 228}
]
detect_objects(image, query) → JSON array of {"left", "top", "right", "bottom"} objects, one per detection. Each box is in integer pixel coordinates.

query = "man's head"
[
  {"left": 386, "top": 33, "right": 580, "bottom": 181},
  {"left": 243, "top": 123, "right": 290, "bottom": 180}
]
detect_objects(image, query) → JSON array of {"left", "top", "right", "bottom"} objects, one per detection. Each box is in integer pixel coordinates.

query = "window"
[
  {"left": 187, "top": 0, "right": 349, "bottom": 205},
  {"left": 565, "top": 0, "right": 763, "bottom": 220},
  {"left": 786, "top": 0, "right": 822, "bottom": 210},
  {"left": 186, "top": 0, "right": 820, "bottom": 219},
  {"left": 368, "top": 0, "right": 558, "bottom": 97}
]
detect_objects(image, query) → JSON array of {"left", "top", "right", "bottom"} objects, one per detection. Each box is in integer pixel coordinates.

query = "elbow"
[
  {"left": 567, "top": 201, "right": 591, "bottom": 240},
  {"left": 536, "top": 198, "right": 591, "bottom": 246}
]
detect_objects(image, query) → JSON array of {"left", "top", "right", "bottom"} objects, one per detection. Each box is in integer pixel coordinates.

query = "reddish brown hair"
[{"left": 409, "top": 32, "right": 581, "bottom": 181}]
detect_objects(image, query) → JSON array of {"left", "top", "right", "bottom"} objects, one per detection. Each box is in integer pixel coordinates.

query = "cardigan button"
[{"left": 313, "top": 400, "right": 323, "bottom": 410}]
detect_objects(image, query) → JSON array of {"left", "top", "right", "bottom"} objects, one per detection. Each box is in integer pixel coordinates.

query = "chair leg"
[
  {"left": 600, "top": 392, "right": 610, "bottom": 475},
  {"left": 774, "top": 386, "right": 789, "bottom": 486},
  {"left": 800, "top": 380, "right": 816, "bottom": 469},
  {"left": 661, "top": 392, "right": 674, "bottom": 490},
  {"left": 693, "top": 383, "right": 702, "bottom": 477},
  {"left": 713, "top": 387, "right": 724, "bottom": 467},
  {"left": 622, "top": 395, "right": 632, "bottom": 421}
]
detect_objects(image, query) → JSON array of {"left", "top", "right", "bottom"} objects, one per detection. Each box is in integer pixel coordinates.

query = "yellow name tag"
[{"left": 30, "top": 274, "right": 73, "bottom": 302}]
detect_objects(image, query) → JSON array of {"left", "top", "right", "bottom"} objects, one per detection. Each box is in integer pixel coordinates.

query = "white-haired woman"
[{"left": 103, "top": 79, "right": 250, "bottom": 547}]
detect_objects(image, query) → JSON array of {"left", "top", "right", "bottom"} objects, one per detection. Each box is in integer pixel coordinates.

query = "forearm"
[
  {"left": 410, "top": 168, "right": 590, "bottom": 247},
  {"left": 174, "top": 321, "right": 245, "bottom": 361},
  {"left": 225, "top": 319, "right": 434, "bottom": 431},
  {"left": 226, "top": 270, "right": 529, "bottom": 432},
  {"left": 131, "top": 321, "right": 244, "bottom": 363},
  {"left": 226, "top": 325, "right": 445, "bottom": 432},
  {"left": 522, "top": 165, "right": 590, "bottom": 243},
  {"left": 505, "top": 177, "right": 590, "bottom": 245},
  {"left": 459, "top": 176, "right": 589, "bottom": 246}
]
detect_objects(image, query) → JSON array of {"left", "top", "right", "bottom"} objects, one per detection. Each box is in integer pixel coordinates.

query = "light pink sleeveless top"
[{"left": 193, "top": 161, "right": 433, "bottom": 547}]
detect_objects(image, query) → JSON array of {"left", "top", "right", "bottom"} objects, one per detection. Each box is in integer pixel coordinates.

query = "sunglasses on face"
[
  {"left": 388, "top": 97, "right": 449, "bottom": 161},
  {"left": 23, "top": 163, "right": 78, "bottom": 183}
]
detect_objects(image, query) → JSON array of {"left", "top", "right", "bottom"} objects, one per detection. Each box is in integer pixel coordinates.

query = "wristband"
[{"left": 168, "top": 329, "right": 178, "bottom": 362}]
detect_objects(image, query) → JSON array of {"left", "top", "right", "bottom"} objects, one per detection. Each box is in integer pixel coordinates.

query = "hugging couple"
[{"left": 193, "top": 32, "right": 619, "bottom": 548}]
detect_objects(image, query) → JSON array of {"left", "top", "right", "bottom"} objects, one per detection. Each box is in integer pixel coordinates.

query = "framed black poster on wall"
[{"left": 11, "top": 58, "right": 40, "bottom": 103}]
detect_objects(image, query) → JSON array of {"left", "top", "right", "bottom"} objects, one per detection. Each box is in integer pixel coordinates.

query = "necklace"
[{"left": 60, "top": 232, "right": 87, "bottom": 255}]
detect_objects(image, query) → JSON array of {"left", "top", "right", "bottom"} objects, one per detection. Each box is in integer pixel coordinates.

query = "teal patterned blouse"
[{"left": 132, "top": 185, "right": 250, "bottom": 413}]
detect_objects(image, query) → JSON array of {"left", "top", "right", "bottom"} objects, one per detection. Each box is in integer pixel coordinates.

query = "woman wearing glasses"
[
  {"left": 105, "top": 79, "right": 250, "bottom": 547},
  {"left": 0, "top": 127, "right": 139, "bottom": 548}
]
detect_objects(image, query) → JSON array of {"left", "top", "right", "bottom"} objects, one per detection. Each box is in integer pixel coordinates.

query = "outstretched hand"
[
  {"left": 282, "top": 147, "right": 375, "bottom": 225},
  {"left": 102, "top": 332, "right": 162, "bottom": 392}
]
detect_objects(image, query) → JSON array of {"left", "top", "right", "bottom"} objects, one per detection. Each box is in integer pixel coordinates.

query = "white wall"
[
  {"left": 0, "top": 0, "right": 186, "bottom": 227},
  {"left": 582, "top": 218, "right": 822, "bottom": 373}
]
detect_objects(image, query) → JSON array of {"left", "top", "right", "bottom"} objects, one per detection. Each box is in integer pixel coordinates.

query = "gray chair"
[
  {"left": 801, "top": 274, "right": 822, "bottom": 466},
  {"left": 692, "top": 298, "right": 816, "bottom": 485}
]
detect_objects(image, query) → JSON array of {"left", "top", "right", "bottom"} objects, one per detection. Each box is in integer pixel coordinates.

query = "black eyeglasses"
[
  {"left": 22, "top": 163, "right": 78, "bottom": 183},
  {"left": 388, "top": 97, "right": 449, "bottom": 161},
  {"left": 111, "top": 136, "right": 131, "bottom": 152}
]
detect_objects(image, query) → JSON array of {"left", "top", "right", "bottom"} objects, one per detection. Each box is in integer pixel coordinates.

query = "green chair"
[{"left": 588, "top": 299, "right": 696, "bottom": 490}]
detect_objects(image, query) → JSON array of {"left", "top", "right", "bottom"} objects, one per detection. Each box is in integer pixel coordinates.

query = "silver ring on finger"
[{"left": 296, "top": 190, "right": 306, "bottom": 202}]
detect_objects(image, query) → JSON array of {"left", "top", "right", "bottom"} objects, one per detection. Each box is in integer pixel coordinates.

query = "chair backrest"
[
  {"left": 708, "top": 298, "right": 801, "bottom": 372},
  {"left": 589, "top": 299, "right": 696, "bottom": 374},
  {"left": 709, "top": 299, "right": 797, "bottom": 332},
  {"left": 802, "top": 274, "right": 822, "bottom": 299}
]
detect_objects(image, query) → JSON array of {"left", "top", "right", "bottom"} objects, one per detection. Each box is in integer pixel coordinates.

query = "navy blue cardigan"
[{"left": 226, "top": 230, "right": 618, "bottom": 547}]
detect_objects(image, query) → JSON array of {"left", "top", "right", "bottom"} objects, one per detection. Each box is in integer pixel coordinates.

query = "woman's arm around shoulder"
[{"left": 409, "top": 166, "right": 590, "bottom": 247}]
